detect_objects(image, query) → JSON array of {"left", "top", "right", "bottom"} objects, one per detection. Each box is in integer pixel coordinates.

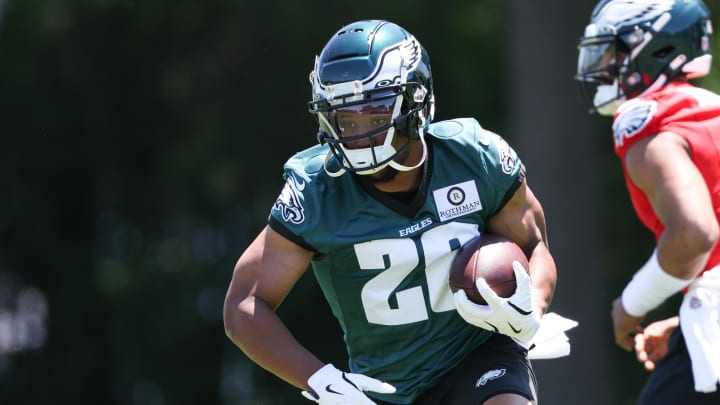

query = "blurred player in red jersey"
[{"left": 575, "top": 0, "right": 720, "bottom": 403}]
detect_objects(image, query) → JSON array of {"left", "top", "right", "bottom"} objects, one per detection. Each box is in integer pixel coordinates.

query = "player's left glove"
[
  {"left": 454, "top": 260, "right": 541, "bottom": 344},
  {"left": 301, "top": 363, "right": 396, "bottom": 404}
]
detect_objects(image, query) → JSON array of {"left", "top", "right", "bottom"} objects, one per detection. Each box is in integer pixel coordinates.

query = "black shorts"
[
  {"left": 379, "top": 334, "right": 537, "bottom": 405},
  {"left": 638, "top": 327, "right": 720, "bottom": 405}
]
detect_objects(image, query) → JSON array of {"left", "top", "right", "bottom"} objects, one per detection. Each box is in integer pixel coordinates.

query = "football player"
[
  {"left": 575, "top": 0, "right": 720, "bottom": 403},
  {"left": 224, "top": 20, "right": 558, "bottom": 404}
]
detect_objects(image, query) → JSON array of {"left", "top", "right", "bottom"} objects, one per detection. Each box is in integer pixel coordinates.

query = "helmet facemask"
[
  {"left": 311, "top": 83, "right": 431, "bottom": 176},
  {"left": 576, "top": 30, "right": 630, "bottom": 116}
]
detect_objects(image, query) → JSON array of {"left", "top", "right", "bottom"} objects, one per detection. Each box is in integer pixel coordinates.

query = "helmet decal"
[
  {"left": 318, "top": 36, "right": 424, "bottom": 99},
  {"left": 593, "top": 0, "right": 673, "bottom": 28},
  {"left": 399, "top": 37, "right": 422, "bottom": 74}
]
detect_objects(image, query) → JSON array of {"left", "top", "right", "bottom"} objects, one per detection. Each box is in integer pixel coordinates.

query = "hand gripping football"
[{"left": 449, "top": 233, "right": 529, "bottom": 305}]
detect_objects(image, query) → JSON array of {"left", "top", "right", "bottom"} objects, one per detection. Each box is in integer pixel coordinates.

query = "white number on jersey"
[{"left": 358, "top": 222, "right": 478, "bottom": 325}]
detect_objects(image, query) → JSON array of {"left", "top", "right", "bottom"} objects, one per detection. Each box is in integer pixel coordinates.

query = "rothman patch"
[{"left": 433, "top": 180, "right": 483, "bottom": 222}]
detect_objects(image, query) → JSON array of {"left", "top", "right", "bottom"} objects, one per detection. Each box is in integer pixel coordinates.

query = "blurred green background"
[{"left": 0, "top": 0, "right": 718, "bottom": 404}]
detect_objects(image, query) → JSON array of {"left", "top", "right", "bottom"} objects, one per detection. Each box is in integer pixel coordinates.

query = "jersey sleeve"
[
  {"left": 612, "top": 98, "right": 661, "bottom": 159},
  {"left": 267, "top": 148, "right": 328, "bottom": 254},
  {"left": 611, "top": 83, "right": 702, "bottom": 159},
  {"left": 482, "top": 130, "right": 526, "bottom": 216}
]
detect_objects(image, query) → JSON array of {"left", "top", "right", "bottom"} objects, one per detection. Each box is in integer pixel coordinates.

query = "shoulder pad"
[
  {"left": 285, "top": 144, "right": 329, "bottom": 176},
  {"left": 428, "top": 118, "right": 489, "bottom": 144}
]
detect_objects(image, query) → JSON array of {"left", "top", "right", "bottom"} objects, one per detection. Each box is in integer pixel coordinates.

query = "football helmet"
[
  {"left": 575, "top": 0, "right": 713, "bottom": 115},
  {"left": 308, "top": 20, "right": 435, "bottom": 176}
]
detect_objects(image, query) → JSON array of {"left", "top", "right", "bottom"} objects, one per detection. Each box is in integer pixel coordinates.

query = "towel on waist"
[{"left": 680, "top": 266, "right": 720, "bottom": 393}]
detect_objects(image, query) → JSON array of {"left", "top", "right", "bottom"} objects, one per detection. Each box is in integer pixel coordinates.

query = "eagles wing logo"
[
  {"left": 612, "top": 100, "right": 657, "bottom": 148},
  {"left": 398, "top": 37, "right": 421, "bottom": 71},
  {"left": 370, "top": 37, "right": 422, "bottom": 89},
  {"left": 273, "top": 173, "right": 306, "bottom": 225},
  {"left": 492, "top": 134, "right": 517, "bottom": 174},
  {"left": 476, "top": 368, "right": 507, "bottom": 387},
  {"left": 595, "top": 0, "right": 673, "bottom": 27}
]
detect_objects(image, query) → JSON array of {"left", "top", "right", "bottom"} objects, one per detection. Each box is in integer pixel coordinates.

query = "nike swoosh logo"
[
  {"left": 342, "top": 372, "right": 360, "bottom": 389},
  {"left": 508, "top": 322, "right": 522, "bottom": 334},
  {"left": 508, "top": 302, "right": 532, "bottom": 316},
  {"left": 484, "top": 321, "right": 499, "bottom": 333},
  {"left": 324, "top": 373, "right": 361, "bottom": 396}
]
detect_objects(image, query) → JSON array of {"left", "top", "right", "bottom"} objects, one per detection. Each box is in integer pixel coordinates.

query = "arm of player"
[
  {"left": 485, "top": 179, "right": 557, "bottom": 320},
  {"left": 224, "top": 226, "right": 395, "bottom": 403},
  {"left": 455, "top": 179, "right": 556, "bottom": 343},
  {"left": 223, "top": 225, "right": 325, "bottom": 390},
  {"left": 613, "top": 132, "right": 718, "bottom": 350},
  {"left": 624, "top": 132, "right": 718, "bottom": 282}
]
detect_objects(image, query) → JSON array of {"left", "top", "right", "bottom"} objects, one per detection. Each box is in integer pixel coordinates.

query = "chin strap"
[
  {"left": 387, "top": 131, "right": 428, "bottom": 173},
  {"left": 322, "top": 152, "right": 346, "bottom": 178}
]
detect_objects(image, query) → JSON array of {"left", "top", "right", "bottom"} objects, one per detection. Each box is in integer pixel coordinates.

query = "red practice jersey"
[{"left": 612, "top": 82, "right": 720, "bottom": 274}]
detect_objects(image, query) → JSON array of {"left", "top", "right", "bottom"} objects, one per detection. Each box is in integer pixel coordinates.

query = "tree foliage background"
[{"left": 0, "top": 0, "right": 718, "bottom": 404}]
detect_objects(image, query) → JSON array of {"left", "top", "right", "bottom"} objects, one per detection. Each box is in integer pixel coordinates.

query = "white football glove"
[
  {"left": 301, "top": 364, "right": 396, "bottom": 404},
  {"left": 453, "top": 260, "right": 541, "bottom": 344}
]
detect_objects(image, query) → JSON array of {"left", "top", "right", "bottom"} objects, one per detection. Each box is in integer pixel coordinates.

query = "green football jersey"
[{"left": 269, "top": 118, "right": 525, "bottom": 404}]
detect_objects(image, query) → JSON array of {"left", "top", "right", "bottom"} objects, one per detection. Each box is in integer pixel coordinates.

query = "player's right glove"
[
  {"left": 454, "top": 260, "right": 541, "bottom": 344},
  {"left": 301, "top": 363, "right": 396, "bottom": 405}
]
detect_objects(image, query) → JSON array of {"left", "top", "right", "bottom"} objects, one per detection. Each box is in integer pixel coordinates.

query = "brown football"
[{"left": 449, "top": 233, "right": 529, "bottom": 305}]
